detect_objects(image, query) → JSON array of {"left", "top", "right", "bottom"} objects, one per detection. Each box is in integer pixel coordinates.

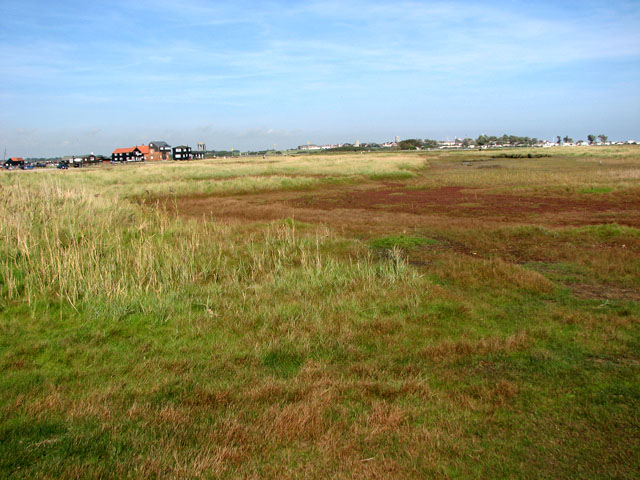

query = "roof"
[
  {"left": 150, "top": 141, "right": 170, "bottom": 147},
  {"left": 113, "top": 147, "right": 133, "bottom": 154},
  {"left": 7, "top": 157, "right": 24, "bottom": 162},
  {"left": 113, "top": 146, "right": 149, "bottom": 154}
]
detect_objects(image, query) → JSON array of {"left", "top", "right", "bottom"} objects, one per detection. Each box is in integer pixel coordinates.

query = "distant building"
[
  {"left": 354, "top": 139, "right": 360, "bottom": 147},
  {"left": 138, "top": 145, "right": 151, "bottom": 161},
  {"left": 297, "top": 144, "right": 322, "bottom": 151},
  {"left": 81, "top": 154, "right": 103, "bottom": 165},
  {"left": 193, "top": 142, "right": 206, "bottom": 159},
  {"left": 172, "top": 145, "right": 192, "bottom": 160},
  {"left": 149, "top": 141, "right": 172, "bottom": 161},
  {"left": 395, "top": 136, "right": 400, "bottom": 144},
  {"left": 3, "top": 157, "right": 24, "bottom": 169},
  {"left": 61, "top": 155, "right": 86, "bottom": 167},
  {"left": 111, "top": 145, "right": 147, "bottom": 162}
]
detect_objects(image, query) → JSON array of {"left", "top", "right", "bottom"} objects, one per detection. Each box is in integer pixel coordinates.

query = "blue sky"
[{"left": 1, "top": 0, "right": 639, "bottom": 156}]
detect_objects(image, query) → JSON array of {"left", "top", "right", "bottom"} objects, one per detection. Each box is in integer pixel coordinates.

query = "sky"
[{"left": 1, "top": 0, "right": 639, "bottom": 157}]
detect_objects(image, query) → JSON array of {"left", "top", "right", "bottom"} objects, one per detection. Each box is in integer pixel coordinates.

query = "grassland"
[{"left": 1, "top": 146, "right": 639, "bottom": 478}]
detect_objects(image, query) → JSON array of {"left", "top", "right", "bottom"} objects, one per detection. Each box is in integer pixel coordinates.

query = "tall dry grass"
[{"left": 0, "top": 182, "right": 419, "bottom": 310}]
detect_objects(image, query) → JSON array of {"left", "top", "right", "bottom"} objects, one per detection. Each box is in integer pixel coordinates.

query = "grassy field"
[{"left": 1, "top": 146, "right": 639, "bottom": 478}]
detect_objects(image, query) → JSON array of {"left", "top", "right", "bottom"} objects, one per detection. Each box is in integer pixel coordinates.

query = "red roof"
[
  {"left": 112, "top": 145, "right": 150, "bottom": 155},
  {"left": 113, "top": 147, "right": 133, "bottom": 154}
]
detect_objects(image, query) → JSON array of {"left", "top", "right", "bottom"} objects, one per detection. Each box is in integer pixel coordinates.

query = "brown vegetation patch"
[
  {"left": 457, "top": 379, "right": 520, "bottom": 410},
  {"left": 263, "top": 398, "right": 332, "bottom": 441},
  {"left": 365, "top": 401, "right": 408, "bottom": 436},
  {"left": 420, "top": 331, "right": 532, "bottom": 361},
  {"left": 434, "top": 255, "right": 555, "bottom": 293},
  {"left": 158, "top": 183, "right": 640, "bottom": 237},
  {"left": 571, "top": 284, "right": 640, "bottom": 302},
  {"left": 289, "top": 186, "right": 640, "bottom": 224}
]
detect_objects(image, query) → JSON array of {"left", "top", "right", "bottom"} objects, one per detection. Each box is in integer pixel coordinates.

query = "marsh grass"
[
  {"left": 2, "top": 152, "right": 428, "bottom": 199},
  {"left": 1, "top": 147, "right": 639, "bottom": 478}
]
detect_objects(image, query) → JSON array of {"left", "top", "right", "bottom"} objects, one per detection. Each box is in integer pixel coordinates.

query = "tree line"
[
  {"left": 398, "top": 133, "right": 610, "bottom": 150},
  {"left": 555, "top": 134, "right": 608, "bottom": 145},
  {"left": 398, "top": 134, "right": 539, "bottom": 150}
]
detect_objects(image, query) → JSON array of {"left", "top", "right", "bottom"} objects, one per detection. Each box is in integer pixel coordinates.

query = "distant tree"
[
  {"left": 475, "top": 134, "right": 538, "bottom": 147},
  {"left": 461, "top": 138, "right": 475, "bottom": 147},
  {"left": 598, "top": 134, "right": 608, "bottom": 144},
  {"left": 476, "top": 134, "right": 489, "bottom": 146},
  {"left": 477, "top": 135, "right": 499, "bottom": 146},
  {"left": 398, "top": 139, "right": 423, "bottom": 150},
  {"left": 556, "top": 136, "right": 562, "bottom": 145},
  {"left": 422, "top": 139, "right": 439, "bottom": 149},
  {"left": 563, "top": 136, "right": 573, "bottom": 144},
  {"left": 587, "top": 134, "right": 596, "bottom": 145}
]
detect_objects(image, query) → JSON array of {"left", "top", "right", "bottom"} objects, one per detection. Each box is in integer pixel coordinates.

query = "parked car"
[
  {"left": 20, "top": 163, "right": 35, "bottom": 170},
  {"left": 57, "top": 161, "right": 69, "bottom": 169}
]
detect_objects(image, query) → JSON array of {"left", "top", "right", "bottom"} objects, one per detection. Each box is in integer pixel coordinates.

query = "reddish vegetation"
[
  {"left": 161, "top": 183, "right": 640, "bottom": 233},
  {"left": 290, "top": 185, "right": 640, "bottom": 223}
]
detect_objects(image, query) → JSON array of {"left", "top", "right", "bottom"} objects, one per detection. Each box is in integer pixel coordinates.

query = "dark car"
[{"left": 57, "top": 161, "right": 69, "bottom": 169}]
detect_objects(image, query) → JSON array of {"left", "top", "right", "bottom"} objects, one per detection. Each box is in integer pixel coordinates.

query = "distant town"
[{"left": 2, "top": 133, "right": 638, "bottom": 170}]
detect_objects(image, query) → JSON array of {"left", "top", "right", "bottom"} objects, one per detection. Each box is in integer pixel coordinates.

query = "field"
[{"left": 1, "top": 146, "right": 639, "bottom": 478}]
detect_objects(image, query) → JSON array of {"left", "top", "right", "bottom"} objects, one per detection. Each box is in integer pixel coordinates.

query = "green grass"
[
  {"left": 578, "top": 186, "right": 614, "bottom": 194},
  {"left": 370, "top": 235, "right": 440, "bottom": 250},
  {"left": 1, "top": 147, "right": 639, "bottom": 478},
  {"left": 367, "top": 171, "right": 416, "bottom": 181}
]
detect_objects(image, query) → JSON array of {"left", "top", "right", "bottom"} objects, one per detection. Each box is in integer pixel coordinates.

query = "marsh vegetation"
[{"left": 1, "top": 147, "right": 639, "bottom": 478}]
